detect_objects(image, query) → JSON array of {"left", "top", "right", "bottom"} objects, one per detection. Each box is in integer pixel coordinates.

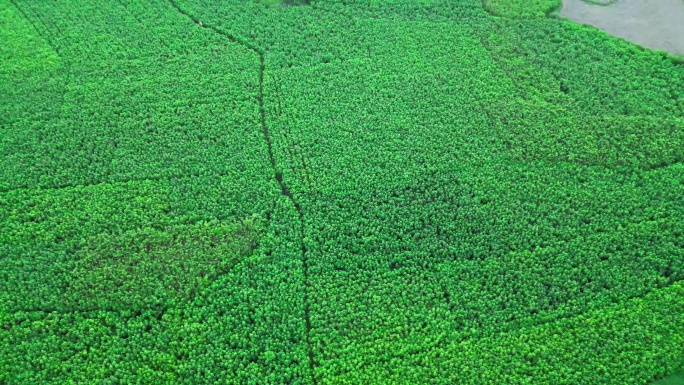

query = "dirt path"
[{"left": 560, "top": 0, "right": 684, "bottom": 55}]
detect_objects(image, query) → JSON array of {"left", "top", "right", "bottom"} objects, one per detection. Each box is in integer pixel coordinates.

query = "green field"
[
  {"left": 654, "top": 369, "right": 684, "bottom": 385},
  {"left": 1, "top": 0, "right": 683, "bottom": 383}
]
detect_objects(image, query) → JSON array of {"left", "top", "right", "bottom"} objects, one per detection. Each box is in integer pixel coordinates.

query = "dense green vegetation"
[
  {"left": 654, "top": 370, "right": 684, "bottom": 385},
  {"left": 484, "top": 0, "right": 559, "bottom": 18},
  {"left": 1, "top": 0, "right": 683, "bottom": 383},
  {"left": 654, "top": 369, "right": 684, "bottom": 385}
]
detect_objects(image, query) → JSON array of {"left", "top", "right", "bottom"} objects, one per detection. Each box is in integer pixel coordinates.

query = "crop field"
[{"left": 1, "top": 0, "right": 683, "bottom": 384}]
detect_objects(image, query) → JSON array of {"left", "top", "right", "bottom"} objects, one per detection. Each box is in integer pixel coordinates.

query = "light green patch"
[
  {"left": 0, "top": 180, "right": 174, "bottom": 312},
  {"left": 483, "top": 0, "right": 560, "bottom": 18},
  {"left": 0, "top": 179, "right": 265, "bottom": 312},
  {"left": 498, "top": 106, "right": 684, "bottom": 169},
  {"left": 327, "top": 282, "right": 684, "bottom": 384},
  {"left": 0, "top": 1, "right": 58, "bottom": 75},
  {"left": 368, "top": 0, "right": 438, "bottom": 5},
  {"left": 0, "top": 1, "right": 63, "bottom": 126},
  {"left": 0, "top": 180, "right": 172, "bottom": 247}
]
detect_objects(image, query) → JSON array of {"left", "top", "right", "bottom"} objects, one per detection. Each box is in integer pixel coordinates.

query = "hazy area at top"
[{"left": 560, "top": 0, "right": 684, "bottom": 55}]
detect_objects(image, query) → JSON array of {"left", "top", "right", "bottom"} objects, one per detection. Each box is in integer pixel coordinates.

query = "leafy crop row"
[
  {"left": 179, "top": 0, "right": 684, "bottom": 383},
  {"left": 483, "top": 0, "right": 559, "bottom": 18},
  {"left": 2, "top": 0, "right": 309, "bottom": 382},
  {"left": 2, "top": 0, "right": 683, "bottom": 383}
]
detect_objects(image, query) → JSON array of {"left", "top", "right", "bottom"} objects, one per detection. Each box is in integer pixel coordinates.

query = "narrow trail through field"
[{"left": 167, "top": 1, "right": 318, "bottom": 382}]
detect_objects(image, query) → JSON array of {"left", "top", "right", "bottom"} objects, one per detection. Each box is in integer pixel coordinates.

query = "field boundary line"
[{"left": 165, "top": 2, "right": 318, "bottom": 382}]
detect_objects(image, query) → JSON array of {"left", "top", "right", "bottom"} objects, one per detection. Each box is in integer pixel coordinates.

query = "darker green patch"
[
  {"left": 253, "top": 0, "right": 310, "bottom": 7},
  {"left": 483, "top": 0, "right": 560, "bottom": 18},
  {"left": 283, "top": 0, "right": 310, "bottom": 5},
  {"left": 253, "top": 0, "right": 282, "bottom": 7},
  {"left": 653, "top": 368, "right": 684, "bottom": 385},
  {"left": 498, "top": 109, "right": 684, "bottom": 169},
  {"left": 63, "top": 218, "right": 262, "bottom": 311}
]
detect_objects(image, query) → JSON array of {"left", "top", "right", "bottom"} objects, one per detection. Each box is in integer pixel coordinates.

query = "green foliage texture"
[
  {"left": 484, "top": 0, "right": 560, "bottom": 18},
  {"left": 1, "top": 0, "right": 683, "bottom": 383}
]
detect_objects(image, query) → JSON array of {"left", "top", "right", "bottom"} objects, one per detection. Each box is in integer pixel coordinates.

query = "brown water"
[{"left": 560, "top": 0, "right": 684, "bottom": 55}]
